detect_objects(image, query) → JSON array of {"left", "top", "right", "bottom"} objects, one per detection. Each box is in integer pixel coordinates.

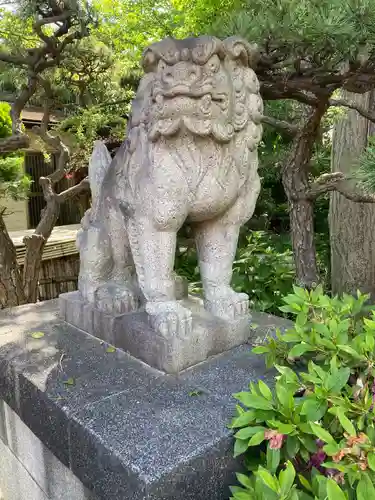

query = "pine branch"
[
  {"left": 0, "top": 134, "right": 29, "bottom": 153},
  {"left": 329, "top": 98, "right": 375, "bottom": 122},
  {"left": 11, "top": 75, "right": 38, "bottom": 134},
  {"left": 0, "top": 52, "right": 29, "bottom": 66},
  {"left": 260, "top": 115, "right": 300, "bottom": 137},
  {"left": 306, "top": 172, "right": 375, "bottom": 202},
  {"left": 261, "top": 83, "right": 319, "bottom": 106},
  {"left": 58, "top": 177, "right": 90, "bottom": 202}
]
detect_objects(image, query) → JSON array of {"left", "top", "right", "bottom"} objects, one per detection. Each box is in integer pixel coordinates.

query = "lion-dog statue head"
[{"left": 122, "top": 36, "right": 263, "bottom": 227}]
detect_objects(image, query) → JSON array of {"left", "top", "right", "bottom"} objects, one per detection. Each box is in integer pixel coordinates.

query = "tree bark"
[
  {"left": 282, "top": 102, "right": 329, "bottom": 288},
  {"left": 0, "top": 209, "right": 26, "bottom": 308},
  {"left": 329, "top": 90, "right": 375, "bottom": 297},
  {"left": 22, "top": 192, "right": 60, "bottom": 303},
  {"left": 0, "top": 134, "right": 29, "bottom": 153}
]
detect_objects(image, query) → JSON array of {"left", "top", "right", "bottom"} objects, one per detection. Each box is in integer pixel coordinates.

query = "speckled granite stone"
[{"left": 0, "top": 300, "right": 290, "bottom": 500}]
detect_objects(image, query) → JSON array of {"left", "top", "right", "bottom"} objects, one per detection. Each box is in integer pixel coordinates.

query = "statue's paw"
[
  {"left": 95, "top": 283, "right": 139, "bottom": 314},
  {"left": 204, "top": 289, "right": 249, "bottom": 320},
  {"left": 145, "top": 301, "right": 192, "bottom": 337}
]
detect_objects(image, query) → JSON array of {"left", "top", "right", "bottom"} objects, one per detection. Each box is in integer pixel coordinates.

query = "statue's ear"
[
  {"left": 223, "top": 37, "right": 259, "bottom": 68},
  {"left": 89, "top": 141, "right": 111, "bottom": 200},
  {"left": 142, "top": 48, "right": 159, "bottom": 73}
]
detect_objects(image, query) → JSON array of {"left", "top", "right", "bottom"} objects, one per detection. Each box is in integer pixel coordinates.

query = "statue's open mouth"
[{"left": 152, "top": 86, "right": 228, "bottom": 111}]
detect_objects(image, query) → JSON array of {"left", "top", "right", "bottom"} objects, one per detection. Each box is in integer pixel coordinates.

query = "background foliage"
[{"left": 0, "top": 102, "right": 30, "bottom": 202}]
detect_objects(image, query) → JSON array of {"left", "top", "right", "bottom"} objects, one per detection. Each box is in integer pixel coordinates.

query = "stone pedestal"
[
  {"left": 59, "top": 291, "right": 253, "bottom": 373},
  {"left": 0, "top": 300, "right": 291, "bottom": 500}
]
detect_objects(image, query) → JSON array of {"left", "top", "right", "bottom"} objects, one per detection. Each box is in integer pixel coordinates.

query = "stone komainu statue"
[{"left": 77, "top": 36, "right": 263, "bottom": 335}]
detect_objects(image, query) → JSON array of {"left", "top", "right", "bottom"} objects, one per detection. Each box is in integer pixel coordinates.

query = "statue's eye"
[
  {"left": 158, "top": 60, "right": 167, "bottom": 72},
  {"left": 207, "top": 55, "right": 220, "bottom": 73}
]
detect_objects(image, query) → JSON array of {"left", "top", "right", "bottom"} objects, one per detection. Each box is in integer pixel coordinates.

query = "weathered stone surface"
[
  {"left": 0, "top": 400, "right": 95, "bottom": 500},
  {"left": 75, "top": 35, "right": 263, "bottom": 345},
  {"left": 0, "top": 300, "right": 289, "bottom": 500},
  {"left": 60, "top": 291, "right": 254, "bottom": 373}
]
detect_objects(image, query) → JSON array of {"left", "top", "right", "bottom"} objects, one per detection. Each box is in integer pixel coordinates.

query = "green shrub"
[
  {"left": 0, "top": 102, "right": 12, "bottom": 139},
  {"left": 230, "top": 286, "right": 375, "bottom": 499},
  {"left": 232, "top": 231, "right": 295, "bottom": 315},
  {"left": 0, "top": 102, "right": 31, "bottom": 201},
  {"left": 175, "top": 230, "right": 295, "bottom": 314}
]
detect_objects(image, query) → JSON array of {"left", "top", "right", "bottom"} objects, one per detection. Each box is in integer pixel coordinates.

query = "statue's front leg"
[
  {"left": 127, "top": 216, "right": 192, "bottom": 336},
  {"left": 194, "top": 220, "right": 249, "bottom": 320},
  {"left": 195, "top": 172, "right": 260, "bottom": 320}
]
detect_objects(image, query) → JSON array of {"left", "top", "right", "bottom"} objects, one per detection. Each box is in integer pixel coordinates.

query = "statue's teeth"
[{"left": 200, "top": 94, "right": 212, "bottom": 112}]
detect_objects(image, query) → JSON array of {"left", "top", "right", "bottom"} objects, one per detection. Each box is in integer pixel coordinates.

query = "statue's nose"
[{"left": 163, "top": 63, "right": 201, "bottom": 86}]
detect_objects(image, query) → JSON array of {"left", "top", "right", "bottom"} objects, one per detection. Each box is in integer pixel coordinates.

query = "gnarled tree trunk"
[
  {"left": 0, "top": 209, "right": 26, "bottom": 308},
  {"left": 329, "top": 90, "right": 375, "bottom": 297},
  {"left": 282, "top": 102, "right": 328, "bottom": 288}
]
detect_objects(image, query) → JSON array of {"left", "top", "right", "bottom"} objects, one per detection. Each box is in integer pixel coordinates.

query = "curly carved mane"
[{"left": 120, "top": 36, "right": 263, "bottom": 200}]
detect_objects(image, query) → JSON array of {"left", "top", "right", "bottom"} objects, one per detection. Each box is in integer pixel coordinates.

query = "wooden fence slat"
[{"left": 10, "top": 224, "right": 81, "bottom": 302}]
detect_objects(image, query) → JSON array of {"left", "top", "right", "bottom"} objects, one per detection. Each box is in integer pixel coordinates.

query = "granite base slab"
[
  {"left": 0, "top": 300, "right": 290, "bottom": 500},
  {"left": 59, "top": 291, "right": 255, "bottom": 373}
]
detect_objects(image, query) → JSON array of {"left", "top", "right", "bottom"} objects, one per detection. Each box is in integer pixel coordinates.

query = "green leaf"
[
  {"left": 231, "top": 411, "right": 256, "bottom": 428},
  {"left": 249, "top": 430, "right": 266, "bottom": 446},
  {"left": 236, "top": 473, "right": 252, "bottom": 490},
  {"left": 327, "top": 479, "right": 347, "bottom": 500},
  {"left": 63, "top": 377, "right": 75, "bottom": 386},
  {"left": 321, "top": 462, "right": 348, "bottom": 473},
  {"left": 231, "top": 492, "right": 252, "bottom": 500},
  {"left": 319, "top": 338, "right": 337, "bottom": 350},
  {"left": 357, "top": 473, "right": 375, "bottom": 500},
  {"left": 296, "top": 313, "right": 308, "bottom": 327},
  {"left": 234, "top": 392, "right": 274, "bottom": 410},
  {"left": 188, "top": 389, "right": 203, "bottom": 397},
  {"left": 252, "top": 346, "right": 270, "bottom": 354},
  {"left": 298, "top": 423, "right": 316, "bottom": 435},
  {"left": 293, "top": 286, "right": 308, "bottom": 300},
  {"left": 323, "top": 443, "right": 341, "bottom": 456},
  {"left": 364, "top": 318, "right": 375, "bottom": 329},
  {"left": 106, "top": 345, "right": 116, "bottom": 353},
  {"left": 300, "top": 435, "right": 319, "bottom": 453},
  {"left": 288, "top": 343, "right": 313, "bottom": 359},
  {"left": 298, "top": 474, "right": 312, "bottom": 492},
  {"left": 275, "top": 423, "right": 295, "bottom": 435},
  {"left": 275, "top": 365, "right": 300, "bottom": 384},
  {"left": 256, "top": 468, "right": 279, "bottom": 493},
  {"left": 31, "top": 331, "right": 45, "bottom": 339},
  {"left": 267, "top": 446, "right": 280, "bottom": 473},
  {"left": 280, "top": 333, "right": 300, "bottom": 342},
  {"left": 258, "top": 380, "right": 273, "bottom": 401},
  {"left": 310, "top": 423, "right": 335, "bottom": 444},
  {"left": 234, "top": 439, "right": 249, "bottom": 458},
  {"left": 286, "top": 436, "right": 300, "bottom": 457},
  {"left": 279, "top": 461, "right": 296, "bottom": 496},
  {"left": 276, "top": 382, "right": 293, "bottom": 409},
  {"left": 337, "top": 345, "right": 363, "bottom": 358},
  {"left": 337, "top": 410, "right": 356, "bottom": 436},
  {"left": 301, "top": 399, "right": 328, "bottom": 421},
  {"left": 326, "top": 367, "right": 350, "bottom": 392},
  {"left": 235, "top": 426, "right": 266, "bottom": 440},
  {"left": 368, "top": 453, "right": 375, "bottom": 472}
]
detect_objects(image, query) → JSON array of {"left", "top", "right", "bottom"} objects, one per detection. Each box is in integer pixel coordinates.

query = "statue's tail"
[{"left": 89, "top": 140, "right": 112, "bottom": 221}]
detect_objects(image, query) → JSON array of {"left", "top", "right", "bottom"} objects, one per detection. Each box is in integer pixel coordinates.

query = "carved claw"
[
  {"left": 145, "top": 301, "right": 192, "bottom": 337},
  {"left": 95, "top": 284, "right": 139, "bottom": 315},
  {"left": 204, "top": 290, "right": 250, "bottom": 320}
]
